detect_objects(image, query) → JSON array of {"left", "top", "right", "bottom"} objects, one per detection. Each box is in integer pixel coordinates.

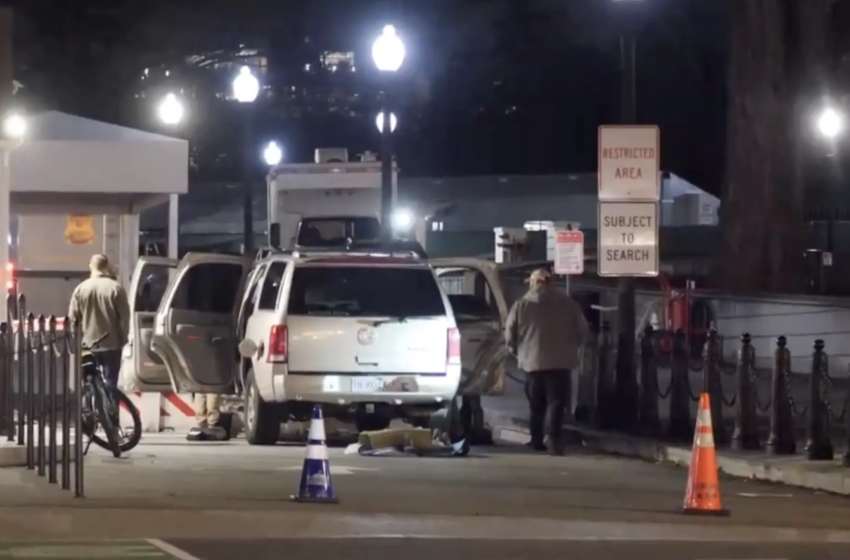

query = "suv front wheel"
[{"left": 244, "top": 369, "right": 282, "bottom": 445}]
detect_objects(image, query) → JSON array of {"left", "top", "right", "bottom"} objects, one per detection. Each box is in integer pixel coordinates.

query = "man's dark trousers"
[
  {"left": 527, "top": 369, "right": 570, "bottom": 451},
  {"left": 92, "top": 349, "right": 122, "bottom": 388}
]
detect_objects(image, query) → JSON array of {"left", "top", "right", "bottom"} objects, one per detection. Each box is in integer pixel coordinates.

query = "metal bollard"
[
  {"left": 731, "top": 333, "right": 759, "bottom": 450},
  {"left": 72, "top": 318, "right": 84, "bottom": 498},
  {"left": 667, "top": 330, "right": 693, "bottom": 441},
  {"left": 805, "top": 340, "right": 833, "bottom": 461},
  {"left": 48, "top": 316, "right": 58, "bottom": 484},
  {"left": 36, "top": 315, "right": 46, "bottom": 477},
  {"left": 638, "top": 324, "right": 661, "bottom": 436},
  {"left": 702, "top": 328, "right": 727, "bottom": 445},
  {"left": 15, "top": 294, "right": 25, "bottom": 446},
  {"left": 767, "top": 336, "right": 795, "bottom": 455},
  {"left": 594, "top": 322, "right": 612, "bottom": 429},
  {"left": 25, "top": 313, "right": 34, "bottom": 470},
  {"left": 61, "top": 317, "right": 71, "bottom": 491},
  {"left": 0, "top": 322, "right": 8, "bottom": 440}
]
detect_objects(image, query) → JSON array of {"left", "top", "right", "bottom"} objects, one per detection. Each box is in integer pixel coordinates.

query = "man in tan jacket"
[
  {"left": 68, "top": 254, "right": 130, "bottom": 388},
  {"left": 505, "top": 268, "right": 589, "bottom": 455}
]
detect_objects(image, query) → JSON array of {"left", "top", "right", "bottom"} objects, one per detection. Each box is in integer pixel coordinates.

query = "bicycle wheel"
[
  {"left": 88, "top": 387, "right": 142, "bottom": 455},
  {"left": 92, "top": 384, "right": 121, "bottom": 458}
]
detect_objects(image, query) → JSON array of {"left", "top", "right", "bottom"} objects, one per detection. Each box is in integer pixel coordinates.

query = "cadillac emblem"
[{"left": 357, "top": 327, "right": 376, "bottom": 345}]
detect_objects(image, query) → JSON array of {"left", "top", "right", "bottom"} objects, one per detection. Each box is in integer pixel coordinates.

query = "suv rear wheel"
[{"left": 244, "top": 369, "right": 281, "bottom": 445}]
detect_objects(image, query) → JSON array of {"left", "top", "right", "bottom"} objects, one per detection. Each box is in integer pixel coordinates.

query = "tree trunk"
[{"left": 721, "top": 0, "right": 832, "bottom": 293}]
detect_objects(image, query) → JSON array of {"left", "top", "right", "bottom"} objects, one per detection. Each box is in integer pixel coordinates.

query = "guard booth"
[{"left": 1, "top": 111, "right": 187, "bottom": 318}]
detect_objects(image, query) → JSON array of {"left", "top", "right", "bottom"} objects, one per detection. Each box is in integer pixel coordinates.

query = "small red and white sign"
[
  {"left": 554, "top": 230, "right": 584, "bottom": 275},
  {"left": 598, "top": 125, "right": 660, "bottom": 201}
]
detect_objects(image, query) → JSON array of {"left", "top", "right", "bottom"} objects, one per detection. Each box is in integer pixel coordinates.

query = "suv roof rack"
[
  {"left": 296, "top": 239, "right": 427, "bottom": 259},
  {"left": 255, "top": 240, "right": 428, "bottom": 260}
]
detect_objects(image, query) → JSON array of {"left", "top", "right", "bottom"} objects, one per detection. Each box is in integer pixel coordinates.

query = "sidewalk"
[{"left": 489, "top": 410, "right": 850, "bottom": 496}]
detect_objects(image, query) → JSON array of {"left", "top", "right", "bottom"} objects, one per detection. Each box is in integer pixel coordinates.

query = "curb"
[
  {"left": 0, "top": 444, "right": 27, "bottom": 467},
  {"left": 492, "top": 421, "right": 850, "bottom": 496}
]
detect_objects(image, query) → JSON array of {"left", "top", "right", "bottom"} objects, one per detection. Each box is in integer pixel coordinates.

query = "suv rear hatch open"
[{"left": 285, "top": 262, "right": 453, "bottom": 376}]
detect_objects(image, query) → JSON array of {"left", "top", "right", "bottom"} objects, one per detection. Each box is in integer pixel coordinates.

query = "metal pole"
[
  {"left": 73, "top": 319, "right": 84, "bottom": 497},
  {"left": 36, "top": 315, "right": 45, "bottom": 476},
  {"left": 15, "top": 294, "right": 24, "bottom": 445},
  {"left": 242, "top": 109, "right": 255, "bottom": 255},
  {"left": 0, "top": 322, "right": 7, "bottom": 440},
  {"left": 48, "top": 316, "right": 57, "bottom": 483},
  {"left": 60, "top": 319, "right": 70, "bottom": 490},
  {"left": 615, "top": 32, "right": 639, "bottom": 430},
  {"left": 379, "top": 94, "right": 394, "bottom": 241},
  {"left": 25, "top": 313, "right": 33, "bottom": 469}
]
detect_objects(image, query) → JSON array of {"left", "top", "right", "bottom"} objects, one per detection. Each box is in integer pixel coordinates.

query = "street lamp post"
[
  {"left": 263, "top": 141, "right": 283, "bottom": 247},
  {"left": 233, "top": 66, "right": 261, "bottom": 254},
  {"left": 0, "top": 112, "right": 25, "bottom": 322},
  {"left": 614, "top": 0, "right": 639, "bottom": 431},
  {"left": 372, "top": 25, "right": 406, "bottom": 240},
  {"left": 813, "top": 104, "right": 845, "bottom": 280}
]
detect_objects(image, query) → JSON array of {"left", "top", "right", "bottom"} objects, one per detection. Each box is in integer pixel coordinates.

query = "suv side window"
[
  {"left": 257, "top": 261, "right": 288, "bottom": 310},
  {"left": 135, "top": 264, "right": 173, "bottom": 312},
  {"left": 171, "top": 263, "right": 244, "bottom": 313}
]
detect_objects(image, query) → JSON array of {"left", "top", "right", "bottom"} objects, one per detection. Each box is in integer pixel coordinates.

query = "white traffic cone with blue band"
[{"left": 291, "top": 404, "right": 338, "bottom": 503}]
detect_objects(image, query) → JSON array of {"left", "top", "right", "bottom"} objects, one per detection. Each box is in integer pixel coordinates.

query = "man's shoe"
[
  {"left": 526, "top": 441, "right": 547, "bottom": 452},
  {"left": 186, "top": 427, "right": 206, "bottom": 442}
]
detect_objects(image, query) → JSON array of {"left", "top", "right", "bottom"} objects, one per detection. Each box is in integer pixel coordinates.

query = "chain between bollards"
[
  {"left": 638, "top": 324, "right": 661, "bottom": 436},
  {"left": 594, "top": 322, "right": 613, "bottom": 429},
  {"left": 667, "top": 330, "right": 693, "bottom": 442},
  {"left": 702, "top": 328, "right": 727, "bottom": 445},
  {"left": 731, "top": 333, "right": 760, "bottom": 450}
]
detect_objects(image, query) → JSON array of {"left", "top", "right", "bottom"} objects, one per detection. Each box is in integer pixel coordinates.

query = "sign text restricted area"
[
  {"left": 598, "top": 125, "right": 660, "bottom": 201},
  {"left": 598, "top": 202, "right": 659, "bottom": 277}
]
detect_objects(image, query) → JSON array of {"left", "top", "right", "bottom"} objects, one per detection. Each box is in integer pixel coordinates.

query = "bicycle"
[{"left": 79, "top": 334, "right": 142, "bottom": 458}]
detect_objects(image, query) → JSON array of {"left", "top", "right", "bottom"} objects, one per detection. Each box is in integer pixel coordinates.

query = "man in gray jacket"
[
  {"left": 505, "top": 268, "right": 589, "bottom": 455},
  {"left": 68, "top": 254, "right": 130, "bottom": 388}
]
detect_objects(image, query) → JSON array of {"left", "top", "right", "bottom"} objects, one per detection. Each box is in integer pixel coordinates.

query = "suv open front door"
[
  {"left": 432, "top": 258, "right": 509, "bottom": 396},
  {"left": 150, "top": 253, "right": 252, "bottom": 394},
  {"left": 122, "top": 256, "right": 179, "bottom": 392}
]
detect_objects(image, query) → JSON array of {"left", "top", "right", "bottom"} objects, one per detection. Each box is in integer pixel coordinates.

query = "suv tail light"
[
  {"left": 267, "top": 325, "right": 288, "bottom": 363},
  {"left": 447, "top": 328, "right": 461, "bottom": 365}
]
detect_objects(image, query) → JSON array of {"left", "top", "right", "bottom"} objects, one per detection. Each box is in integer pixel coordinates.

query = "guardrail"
[
  {"left": 0, "top": 295, "right": 84, "bottom": 496},
  {"left": 574, "top": 323, "right": 850, "bottom": 462}
]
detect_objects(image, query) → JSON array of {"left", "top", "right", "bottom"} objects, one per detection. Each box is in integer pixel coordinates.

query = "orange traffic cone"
[{"left": 682, "top": 393, "right": 729, "bottom": 516}]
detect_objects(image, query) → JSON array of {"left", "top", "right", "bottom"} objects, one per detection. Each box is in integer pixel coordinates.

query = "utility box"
[
  {"left": 494, "top": 227, "right": 527, "bottom": 264},
  {"left": 671, "top": 193, "right": 718, "bottom": 226}
]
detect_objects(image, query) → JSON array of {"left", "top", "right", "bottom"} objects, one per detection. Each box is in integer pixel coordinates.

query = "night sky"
[{"left": 4, "top": 0, "right": 727, "bottom": 193}]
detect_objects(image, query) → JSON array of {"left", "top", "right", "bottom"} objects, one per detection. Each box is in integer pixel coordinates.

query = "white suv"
[{"left": 120, "top": 251, "right": 509, "bottom": 445}]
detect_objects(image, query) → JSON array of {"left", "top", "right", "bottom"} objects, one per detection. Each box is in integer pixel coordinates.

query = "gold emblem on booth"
[{"left": 64, "top": 215, "right": 95, "bottom": 245}]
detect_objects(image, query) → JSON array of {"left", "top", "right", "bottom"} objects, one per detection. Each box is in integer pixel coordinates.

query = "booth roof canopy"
[{"left": 25, "top": 111, "right": 185, "bottom": 143}]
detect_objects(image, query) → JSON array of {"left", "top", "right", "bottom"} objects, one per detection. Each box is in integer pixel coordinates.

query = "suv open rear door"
[
  {"left": 431, "top": 258, "right": 508, "bottom": 396},
  {"left": 150, "top": 253, "right": 252, "bottom": 394},
  {"left": 121, "top": 256, "right": 179, "bottom": 392}
]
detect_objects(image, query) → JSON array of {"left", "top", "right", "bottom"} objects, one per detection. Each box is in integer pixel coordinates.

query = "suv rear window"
[{"left": 288, "top": 266, "right": 445, "bottom": 317}]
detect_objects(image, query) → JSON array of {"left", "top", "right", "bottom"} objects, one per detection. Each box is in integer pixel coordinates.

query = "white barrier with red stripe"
[{"left": 117, "top": 392, "right": 198, "bottom": 433}]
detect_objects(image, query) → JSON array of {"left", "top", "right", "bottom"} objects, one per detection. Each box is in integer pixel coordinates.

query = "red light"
[
  {"left": 5, "top": 262, "right": 13, "bottom": 273},
  {"left": 447, "top": 328, "right": 461, "bottom": 365},
  {"left": 267, "top": 325, "right": 288, "bottom": 363}
]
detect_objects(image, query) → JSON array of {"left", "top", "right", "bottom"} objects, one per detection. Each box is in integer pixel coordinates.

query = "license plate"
[{"left": 351, "top": 377, "right": 384, "bottom": 393}]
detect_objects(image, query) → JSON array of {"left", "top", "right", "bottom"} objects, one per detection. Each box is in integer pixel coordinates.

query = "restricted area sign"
[
  {"left": 554, "top": 230, "right": 584, "bottom": 275},
  {"left": 598, "top": 125, "right": 660, "bottom": 201},
  {"left": 598, "top": 202, "right": 658, "bottom": 277}
]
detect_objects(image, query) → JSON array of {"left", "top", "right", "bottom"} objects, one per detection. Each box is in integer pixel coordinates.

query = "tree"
[{"left": 720, "top": 0, "right": 833, "bottom": 292}]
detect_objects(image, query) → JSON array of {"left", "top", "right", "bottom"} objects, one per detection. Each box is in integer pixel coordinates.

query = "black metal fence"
[
  {"left": 575, "top": 323, "right": 850, "bottom": 462},
  {"left": 0, "top": 295, "right": 85, "bottom": 496}
]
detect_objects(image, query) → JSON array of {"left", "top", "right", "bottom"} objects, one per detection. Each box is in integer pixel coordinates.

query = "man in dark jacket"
[
  {"left": 505, "top": 268, "right": 589, "bottom": 455},
  {"left": 68, "top": 254, "right": 130, "bottom": 388}
]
